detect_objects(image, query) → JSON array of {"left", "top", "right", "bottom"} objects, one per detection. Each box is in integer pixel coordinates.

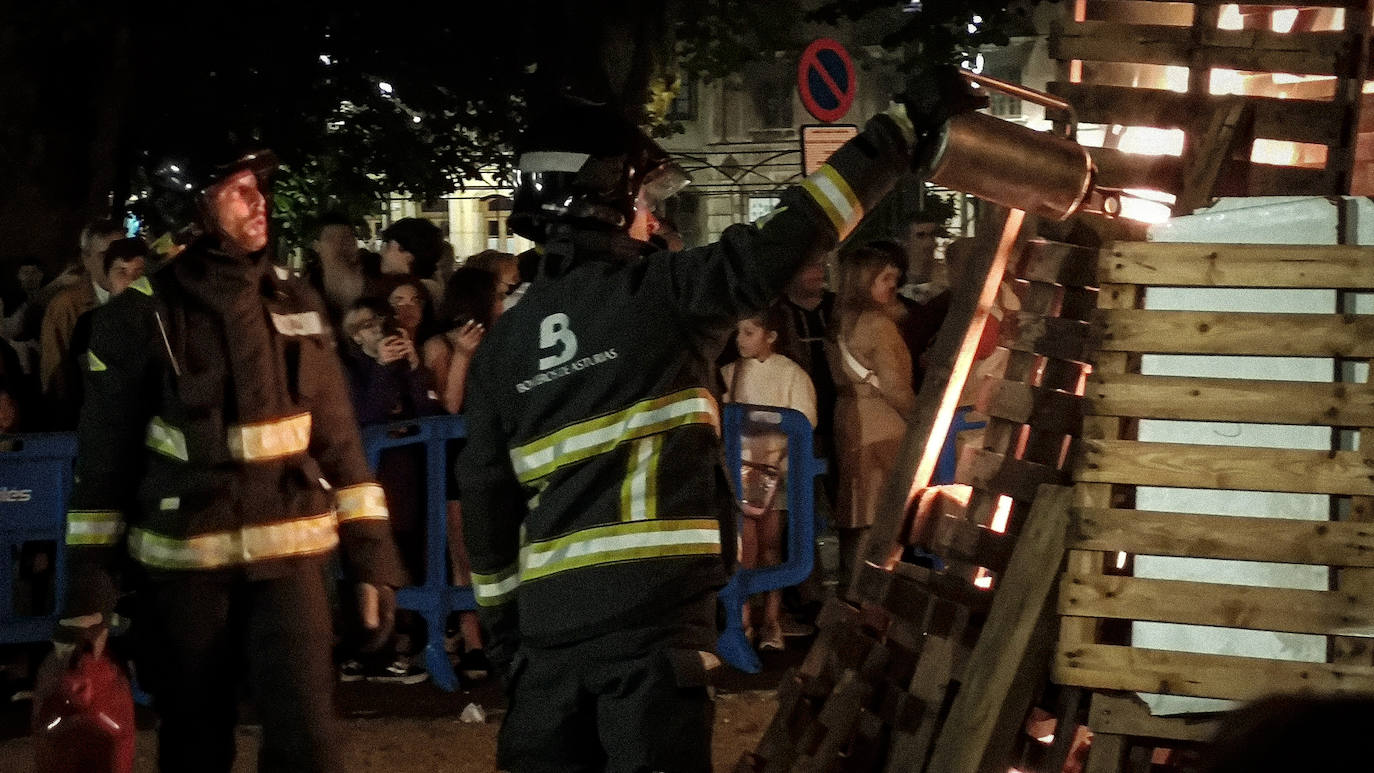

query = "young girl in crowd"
[
  {"left": 421, "top": 266, "right": 504, "bottom": 681},
  {"left": 721, "top": 304, "right": 817, "bottom": 651}
]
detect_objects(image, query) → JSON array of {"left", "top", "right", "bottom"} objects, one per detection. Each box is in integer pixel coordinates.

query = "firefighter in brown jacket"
[{"left": 54, "top": 140, "right": 406, "bottom": 772}]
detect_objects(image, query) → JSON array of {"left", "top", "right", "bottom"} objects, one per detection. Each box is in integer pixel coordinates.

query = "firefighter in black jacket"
[
  {"left": 459, "top": 72, "right": 976, "bottom": 771},
  {"left": 54, "top": 142, "right": 406, "bottom": 772}
]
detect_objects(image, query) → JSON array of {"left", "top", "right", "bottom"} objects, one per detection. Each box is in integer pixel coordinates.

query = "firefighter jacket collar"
[{"left": 539, "top": 227, "right": 653, "bottom": 278}]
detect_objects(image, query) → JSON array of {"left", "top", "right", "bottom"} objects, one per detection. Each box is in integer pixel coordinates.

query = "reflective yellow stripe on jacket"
[
  {"left": 127, "top": 513, "right": 339, "bottom": 570},
  {"left": 227, "top": 412, "right": 312, "bottom": 462},
  {"left": 472, "top": 563, "right": 520, "bottom": 607},
  {"left": 510, "top": 387, "right": 719, "bottom": 485},
  {"left": 335, "top": 482, "right": 389, "bottom": 524},
  {"left": 66, "top": 510, "right": 124, "bottom": 546},
  {"left": 472, "top": 518, "right": 723, "bottom": 606},
  {"left": 800, "top": 163, "right": 863, "bottom": 240},
  {"left": 145, "top": 416, "right": 189, "bottom": 462},
  {"left": 520, "top": 518, "right": 721, "bottom": 583}
]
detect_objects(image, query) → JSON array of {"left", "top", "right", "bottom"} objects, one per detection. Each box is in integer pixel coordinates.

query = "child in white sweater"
[{"left": 721, "top": 305, "right": 818, "bottom": 651}]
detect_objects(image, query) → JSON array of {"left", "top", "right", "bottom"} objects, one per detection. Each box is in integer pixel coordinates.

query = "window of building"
[
  {"left": 748, "top": 196, "right": 781, "bottom": 222},
  {"left": 482, "top": 195, "right": 515, "bottom": 251}
]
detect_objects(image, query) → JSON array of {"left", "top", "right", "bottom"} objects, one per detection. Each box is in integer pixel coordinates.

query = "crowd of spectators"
[{"left": 0, "top": 206, "right": 984, "bottom": 686}]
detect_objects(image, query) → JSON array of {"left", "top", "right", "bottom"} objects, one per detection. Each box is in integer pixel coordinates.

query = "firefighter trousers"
[
  {"left": 499, "top": 603, "right": 718, "bottom": 773},
  {"left": 134, "top": 564, "right": 341, "bottom": 773}
]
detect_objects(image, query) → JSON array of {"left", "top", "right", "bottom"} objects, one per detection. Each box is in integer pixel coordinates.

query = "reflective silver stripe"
[
  {"left": 620, "top": 435, "right": 662, "bottom": 521},
  {"left": 800, "top": 163, "right": 863, "bottom": 240},
  {"left": 145, "top": 416, "right": 189, "bottom": 462},
  {"left": 510, "top": 388, "right": 719, "bottom": 484},
  {"left": 472, "top": 564, "right": 520, "bottom": 607},
  {"left": 227, "top": 412, "right": 312, "bottom": 462},
  {"left": 519, "top": 518, "right": 721, "bottom": 583},
  {"left": 66, "top": 510, "right": 124, "bottom": 546},
  {"left": 127, "top": 513, "right": 339, "bottom": 570},
  {"left": 335, "top": 483, "right": 389, "bottom": 523}
]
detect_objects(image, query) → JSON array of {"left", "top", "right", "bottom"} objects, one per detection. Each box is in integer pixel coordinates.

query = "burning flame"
[
  {"left": 1271, "top": 8, "right": 1299, "bottom": 33},
  {"left": 973, "top": 567, "right": 995, "bottom": 589},
  {"left": 989, "top": 495, "right": 1013, "bottom": 533}
]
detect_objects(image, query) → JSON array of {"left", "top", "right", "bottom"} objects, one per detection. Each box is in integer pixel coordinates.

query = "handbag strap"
[{"left": 838, "top": 336, "right": 880, "bottom": 390}]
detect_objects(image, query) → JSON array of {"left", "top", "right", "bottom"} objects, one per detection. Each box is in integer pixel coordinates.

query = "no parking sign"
[{"left": 797, "top": 38, "right": 856, "bottom": 123}]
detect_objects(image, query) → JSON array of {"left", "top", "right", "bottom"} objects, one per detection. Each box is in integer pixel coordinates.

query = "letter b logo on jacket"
[{"left": 538, "top": 313, "right": 578, "bottom": 370}]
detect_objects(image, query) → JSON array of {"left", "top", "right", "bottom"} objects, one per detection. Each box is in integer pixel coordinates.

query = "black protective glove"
[
  {"left": 897, "top": 64, "right": 990, "bottom": 166},
  {"left": 356, "top": 582, "right": 397, "bottom": 653}
]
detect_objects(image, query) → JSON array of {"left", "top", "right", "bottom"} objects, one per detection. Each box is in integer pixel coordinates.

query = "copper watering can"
[{"left": 922, "top": 71, "right": 1120, "bottom": 221}]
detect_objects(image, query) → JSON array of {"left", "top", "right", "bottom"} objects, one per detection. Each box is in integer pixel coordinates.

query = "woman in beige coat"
[{"left": 828, "top": 246, "right": 916, "bottom": 588}]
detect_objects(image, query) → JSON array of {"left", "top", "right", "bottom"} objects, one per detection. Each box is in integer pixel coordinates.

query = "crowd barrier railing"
[
  {"left": 0, "top": 432, "right": 76, "bottom": 645},
  {"left": 360, "top": 413, "right": 472, "bottom": 692},
  {"left": 717, "top": 403, "right": 825, "bottom": 674}
]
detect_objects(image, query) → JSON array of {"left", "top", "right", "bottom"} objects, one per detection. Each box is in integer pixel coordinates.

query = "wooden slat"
[
  {"left": 1099, "top": 242, "right": 1374, "bottom": 289},
  {"left": 957, "top": 447, "right": 1069, "bottom": 502},
  {"left": 1051, "top": 20, "right": 1353, "bottom": 76},
  {"left": 1077, "top": 439, "right": 1374, "bottom": 496},
  {"left": 1060, "top": 572, "right": 1374, "bottom": 637},
  {"left": 1055, "top": 643, "right": 1374, "bottom": 700},
  {"left": 1085, "top": 372, "right": 1374, "bottom": 426},
  {"left": 1015, "top": 239, "right": 1099, "bottom": 288},
  {"left": 1246, "top": 163, "right": 1344, "bottom": 196},
  {"left": 925, "top": 486, "right": 1072, "bottom": 773},
  {"left": 976, "top": 378, "right": 1084, "bottom": 436},
  {"left": 1093, "top": 308, "right": 1374, "bottom": 357},
  {"left": 1087, "top": 145, "right": 1183, "bottom": 192},
  {"left": 1086, "top": 693, "right": 1220, "bottom": 744},
  {"left": 1194, "top": 0, "right": 1365, "bottom": 7},
  {"left": 1007, "top": 314, "right": 1093, "bottom": 362},
  {"left": 929, "top": 513, "right": 1015, "bottom": 572},
  {"left": 1070, "top": 507, "right": 1374, "bottom": 567},
  {"left": 1048, "top": 81, "right": 1347, "bottom": 147}
]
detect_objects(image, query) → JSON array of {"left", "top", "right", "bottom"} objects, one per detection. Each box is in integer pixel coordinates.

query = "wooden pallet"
[
  {"left": 740, "top": 227, "right": 1097, "bottom": 772},
  {"left": 1048, "top": 0, "right": 1374, "bottom": 201},
  {"left": 1055, "top": 240, "right": 1374, "bottom": 772}
]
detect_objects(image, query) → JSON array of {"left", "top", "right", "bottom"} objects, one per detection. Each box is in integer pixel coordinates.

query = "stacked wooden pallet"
[
  {"left": 1048, "top": 0, "right": 1374, "bottom": 200},
  {"left": 1055, "top": 241, "right": 1374, "bottom": 771},
  {"left": 738, "top": 234, "right": 1098, "bottom": 772}
]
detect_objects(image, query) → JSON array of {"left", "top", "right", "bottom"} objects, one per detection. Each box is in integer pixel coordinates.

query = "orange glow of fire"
[
  {"left": 1217, "top": 5, "right": 1242, "bottom": 30},
  {"left": 973, "top": 567, "right": 995, "bottom": 590},
  {"left": 1270, "top": 8, "right": 1298, "bottom": 33},
  {"left": 1116, "top": 127, "right": 1185, "bottom": 157},
  {"left": 904, "top": 210, "right": 1026, "bottom": 518},
  {"left": 989, "top": 495, "right": 1014, "bottom": 533}
]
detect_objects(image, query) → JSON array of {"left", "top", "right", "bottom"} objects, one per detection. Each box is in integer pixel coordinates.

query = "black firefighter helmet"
[
  {"left": 136, "top": 136, "right": 278, "bottom": 252},
  {"left": 509, "top": 100, "right": 688, "bottom": 243}
]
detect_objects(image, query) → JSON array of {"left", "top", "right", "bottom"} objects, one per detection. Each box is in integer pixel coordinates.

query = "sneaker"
[
  {"left": 339, "top": 659, "right": 366, "bottom": 683},
  {"left": 367, "top": 658, "right": 429, "bottom": 685},
  {"left": 758, "top": 622, "right": 784, "bottom": 652},
  {"left": 459, "top": 648, "right": 490, "bottom": 682}
]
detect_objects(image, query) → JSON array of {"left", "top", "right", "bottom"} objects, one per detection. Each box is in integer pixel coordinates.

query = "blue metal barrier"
[
  {"left": 716, "top": 404, "right": 824, "bottom": 673},
  {"left": 361, "top": 413, "right": 472, "bottom": 691},
  {"left": 0, "top": 433, "right": 77, "bottom": 645},
  {"left": 934, "top": 406, "right": 986, "bottom": 485}
]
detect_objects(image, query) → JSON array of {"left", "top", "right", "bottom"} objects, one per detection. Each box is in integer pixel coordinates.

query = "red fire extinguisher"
[{"left": 30, "top": 649, "right": 136, "bottom": 773}]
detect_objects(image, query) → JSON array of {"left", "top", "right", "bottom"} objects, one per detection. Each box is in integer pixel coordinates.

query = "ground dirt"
[{"left": 0, "top": 688, "right": 777, "bottom": 772}]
